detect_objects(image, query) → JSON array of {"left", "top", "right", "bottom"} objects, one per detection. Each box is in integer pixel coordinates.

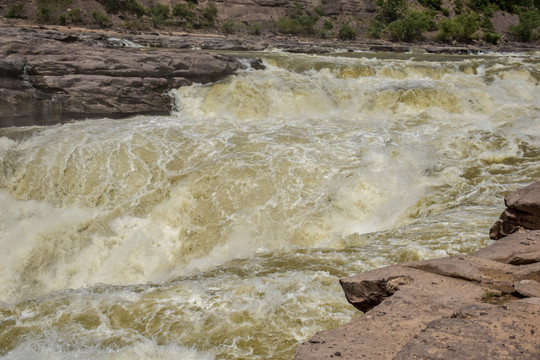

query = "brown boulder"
[{"left": 490, "top": 181, "right": 540, "bottom": 239}]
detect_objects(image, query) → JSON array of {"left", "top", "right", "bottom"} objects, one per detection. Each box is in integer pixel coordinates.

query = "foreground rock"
[
  {"left": 0, "top": 26, "right": 239, "bottom": 126},
  {"left": 296, "top": 182, "right": 540, "bottom": 359}
]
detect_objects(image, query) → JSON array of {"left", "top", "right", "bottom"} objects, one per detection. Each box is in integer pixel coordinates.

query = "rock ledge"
[{"left": 296, "top": 182, "right": 540, "bottom": 360}]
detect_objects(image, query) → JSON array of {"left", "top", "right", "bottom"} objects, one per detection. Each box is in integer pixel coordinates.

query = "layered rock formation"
[
  {"left": 296, "top": 182, "right": 540, "bottom": 359},
  {"left": 0, "top": 26, "right": 238, "bottom": 126}
]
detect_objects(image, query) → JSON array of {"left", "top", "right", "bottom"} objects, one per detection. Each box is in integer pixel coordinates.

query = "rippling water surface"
[{"left": 1, "top": 51, "right": 539, "bottom": 359}]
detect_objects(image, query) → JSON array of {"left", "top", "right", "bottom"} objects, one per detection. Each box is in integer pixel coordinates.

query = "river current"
[{"left": 1, "top": 50, "right": 539, "bottom": 359}]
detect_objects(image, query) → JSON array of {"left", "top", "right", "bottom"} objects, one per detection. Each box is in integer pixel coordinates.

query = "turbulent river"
[{"left": 1, "top": 50, "right": 539, "bottom": 359}]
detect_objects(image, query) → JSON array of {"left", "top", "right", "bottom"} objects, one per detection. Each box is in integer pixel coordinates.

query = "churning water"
[{"left": 1, "top": 51, "right": 539, "bottom": 359}]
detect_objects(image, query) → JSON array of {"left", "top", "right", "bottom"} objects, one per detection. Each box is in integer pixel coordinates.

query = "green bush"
[
  {"left": 387, "top": 11, "right": 432, "bottom": 41},
  {"left": 483, "top": 31, "right": 501, "bottom": 43},
  {"left": 97, "top": 0, "right": 120, "bottom": 13},
  {"left": 376, "top": 0, "right": 408, "bottom": 24},
  {"left": 314, "top": 5, "right": 325, "bottom": 17},
  {"left": 173, "top": 3, "right": 195, "bottom": 20},
  {"left": 367, "top": 19, "right": 384, "bottom": 38},
  {"left": 468, "top": 0, "right": 489, "bottom": 11},
  {"left": 338, "top": 22, "right": 357, "bottom": 40},
  {"left": 253, "top": 22, "right": 262, "bottom": 35},
  {"left": 6, "top": 3, "right": 25, "bottom": 18},
  {"left": 510, "top": 10, "right": 540, "bottom": 41},
  {"left": 221, "top": 20, "right": 236, "bottom": 34},
  {"left": 441, "top": 7, "right": 450, "bottom": 16},
  {"left": 436, "top": 12, "right": 480, "bottom": 42},
  {"left": 58, "top": 13, "right": 67, "bottom": 25},
  {"left": 276, "top": 15, "right": 317, "bottom": 35},
  {"left": 455, "top": 0, "right": 464, "bottom": 14},
  {"left": 150, "top": 3, "right": 169, "bottom": 26},
  {"left": 202, "top": 5, "right": 218, "bottom": 25},
  {"left": 126, "top": 1, "right": 147, "bottom": 17},
  {"left": 419, "top": 0, "right": 443, "bottom": 10},
  {"left": 37, "top": 4, "right": 53, "bottom": 22},
  {"left": 92, "top": 10, "right": 113, "bottom": 27},
  {"left": 68, "top": 7, "right": 82, "bottom": 22}
]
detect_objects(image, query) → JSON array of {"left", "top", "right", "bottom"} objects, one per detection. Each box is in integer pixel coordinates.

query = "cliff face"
[
  {"left": 0, "top": 0, "right": 377, "bottom": 24},
  {"left": 296, "top": 182, "right": 540, "bottom": 360}
]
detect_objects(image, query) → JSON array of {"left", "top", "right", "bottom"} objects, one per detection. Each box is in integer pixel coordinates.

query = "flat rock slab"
[
  {"left": 296, "top": 226, "right": 540, "bottom": 360},
  {"left": 474, "top": 230, "right": 540, "bottom": 264},
  {"left": 394, "top": 298, "right": 540, "bottom": 360}
]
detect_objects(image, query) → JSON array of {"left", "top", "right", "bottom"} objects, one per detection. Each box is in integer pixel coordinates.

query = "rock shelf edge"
[
  {"left": 296, "top": 181, "right": 540, "bottom": 360},
  {"left": 0, "top": 26, "right": 240, "bottom": 127}
]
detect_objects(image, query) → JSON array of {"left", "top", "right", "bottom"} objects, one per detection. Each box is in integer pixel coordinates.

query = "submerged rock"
[
  {"left": 296, "top": 183, "right": 540, "bottom": 360},
  {"left": 0, "top": 26, "right": 239, "bottom": 126}
]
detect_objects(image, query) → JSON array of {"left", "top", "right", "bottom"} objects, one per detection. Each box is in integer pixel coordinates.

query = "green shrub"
[
  {"left": 483, "top": 31, "right": 501, "bottom": 43},
  {"left": 68, "top": 7, "right": 82, "bottom": 22},
  {"left": 150, "top": 3, "right": 169, "bottom": 26},
  {"left": 98, "top": 0, "right": 120, "bottom": 13},
  {"left": 202, "top": 5, "right": 218, "bottom": 25},
  {"left": 322, "top": 19, "right": 334, "bottom": 31},
  {"left": 6, "top": 3, "right": 25, "bottom": 18},
  {"left": 510, "top": 10, "right": 540, "bottom": 42},
  {"left": 58, "top": 13, "right": 67, "bottom": 25},
  {"left": 314, "top": 5, "right": 325, "bottom": 17},
  {"left": 481, "top": 16, "right": 496, "bottom": 32},
  {"left": 37, "top": 4, "right": 53, "bottom": 22},
  {"left": 92, "top": 10, "right": 113, "bottom": 27},
  {"left": 253, "top": 22, "right": 262, "bottom": 35},
  {"left": 376, "top": 0, "right": 408, "bottom": 24},
  {"left": 441, "top": 7, "right": 450, "bottom": 16},
  {"left": 468, "top": 0, "right": 489, "bottom": 11},
  {"left": 150, "top": 4, "right": 169, "bottom": 19},
  {"left": 338, "top": 22, "right": 357, "bottom": 40},
  {"left": 436, "top": 12, "right": 480, "bottom": 42},
  {"left": 173, "top": 3, "right": 195, "bottom": 20},
  {"left": 126, "top": 1, "right": 147, "bottom": 17},
  {"left": 366, "top": 19, "right": 384, "bottom": 38},
  {"left": 221, "top": 20, "right": 236, "bottom": 34},
  {"left": 387, "top": 11, "right": 432, "bottom": 41},
  {"left": 455, "top": 0, "right": 464, "bottom": 14},
  {"left": 419, "top": 0, "right": 442, "bottom": 10},
  {"left": 276, "top": 15, "right": 317, "bottom": 35}
]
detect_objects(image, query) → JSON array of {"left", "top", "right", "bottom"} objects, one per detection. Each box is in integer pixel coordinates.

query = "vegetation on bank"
[{"left": 2, "top": 0, "right": 539, "bottom": 44}]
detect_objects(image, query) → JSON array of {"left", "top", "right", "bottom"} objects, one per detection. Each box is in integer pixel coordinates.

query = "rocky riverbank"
[
  {"left": 1, "top": 23, "right": 538, "bottom": 127},
  {"left": 296, "top": 182, "right": 540, "bottom": 359},
  {"left": 0, "top": 25, "right": 240, "bottom": 126}
]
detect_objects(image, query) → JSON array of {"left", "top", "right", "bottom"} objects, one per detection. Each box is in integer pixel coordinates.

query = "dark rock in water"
[
  {"left": 490, "top": 181, "right": 540, "bottom": 239},
  {"left": 0, "top": 26, "right": 239, "bottom": 126},
  {"left": 296, "top": 181, "right": 540, "bottom": 360}
]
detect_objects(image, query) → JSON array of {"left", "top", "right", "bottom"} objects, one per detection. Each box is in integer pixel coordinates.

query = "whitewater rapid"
[{"left": 0, "top": 50, "right": 539, "bottom": 359}]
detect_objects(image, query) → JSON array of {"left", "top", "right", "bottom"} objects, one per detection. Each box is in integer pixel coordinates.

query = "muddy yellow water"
[{"left": 1, "top": 50, "right": 539, "bottom": 359}]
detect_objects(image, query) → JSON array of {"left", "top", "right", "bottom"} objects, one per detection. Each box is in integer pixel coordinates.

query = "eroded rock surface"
[
  {"left": 490, "top": 181, "right": 540, "bottom": 239},
  {"left": 296, "top": 183, "right": 540, "bottom": 360},
  {"left": 0, "top": 26, "right": 239, "bottom": 126}
]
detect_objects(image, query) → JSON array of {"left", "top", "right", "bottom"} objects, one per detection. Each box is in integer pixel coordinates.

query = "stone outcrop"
[
  {"left": 0, "top": 26, "right": 239, "bottom": 126},
  {"left": 490, "top": 181, "right": 540, "bottom": 239},
  {"left": 296, "top": 182, "right": 540, "bottom": 360}
]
